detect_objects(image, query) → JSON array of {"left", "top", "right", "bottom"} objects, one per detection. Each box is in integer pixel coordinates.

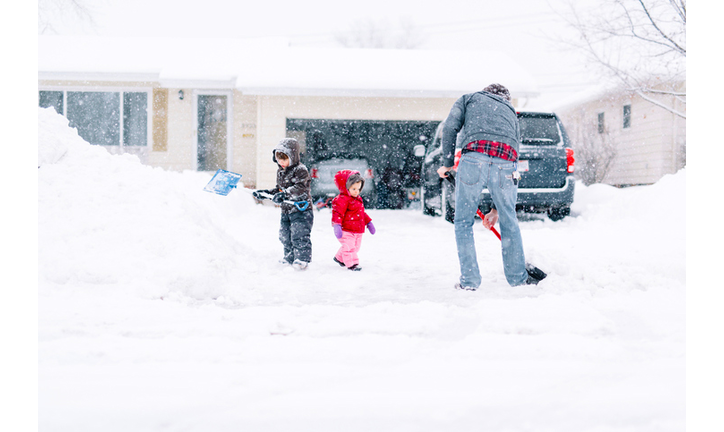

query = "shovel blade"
[{"left": 526, "top": 263, "right": 547, "bottom": 283}]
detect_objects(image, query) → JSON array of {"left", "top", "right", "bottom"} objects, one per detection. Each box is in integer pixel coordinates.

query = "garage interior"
[{"left": 286, "top": 119, "right": 440, "bottom": 209}]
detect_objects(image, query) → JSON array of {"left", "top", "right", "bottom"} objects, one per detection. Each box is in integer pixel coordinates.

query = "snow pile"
[
  {"left": 559, "top": 172, "right": 686, "bottom": 289},
  {"left": 38, "top": 107, "right": 261, "bottom": 300},
  {"left": 38, "top": 107, "right": 685, "bottom": 432},
  {"left": 572, "top": 170, "right": 685, "bottom": 225}
]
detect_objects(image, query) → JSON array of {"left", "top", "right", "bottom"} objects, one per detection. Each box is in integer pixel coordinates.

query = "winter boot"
[
  {"left": 292, "top": 259, "right": 309, "bottom": 271},
  {"left": 333, "top": 257, "right": 345, "bottom": 267},
  {"left": 454, "top": 283, "right": 477, "bottom": 291},
  {"left": 348, "top": 264, "right": 361, "bottom": 271}
]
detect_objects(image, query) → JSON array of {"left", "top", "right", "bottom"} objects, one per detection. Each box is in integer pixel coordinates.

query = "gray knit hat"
[{"left": 483, "top": 83, "right": 511, "bottom": 101}]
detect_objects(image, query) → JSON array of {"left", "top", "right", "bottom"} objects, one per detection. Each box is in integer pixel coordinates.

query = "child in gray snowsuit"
[{"left": 254, "top": 138, "right": 314, "bottom": 270}]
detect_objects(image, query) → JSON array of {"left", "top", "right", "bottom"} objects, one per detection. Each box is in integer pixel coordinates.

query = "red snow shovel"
[{"left": 444, "top": 172, "right": 547, "bottom": 283}]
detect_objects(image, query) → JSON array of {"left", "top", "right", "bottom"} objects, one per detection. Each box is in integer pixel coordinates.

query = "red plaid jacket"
[{"left": 464, "top": 140, "right": 518, "bottom": 162}]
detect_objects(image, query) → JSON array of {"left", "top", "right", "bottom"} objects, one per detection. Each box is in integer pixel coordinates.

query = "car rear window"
[{"left": 519, "top": 115, "right": 561, "bottom": 145}]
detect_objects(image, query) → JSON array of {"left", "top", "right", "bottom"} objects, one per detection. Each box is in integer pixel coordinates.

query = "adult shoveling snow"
[{"left": 437, "top": 83, "right": 542, "bottom": 290}]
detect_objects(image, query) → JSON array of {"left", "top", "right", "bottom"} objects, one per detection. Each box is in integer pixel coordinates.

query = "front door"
[{"left": 197, "top": 94, "right": 228, "bottom": 171}]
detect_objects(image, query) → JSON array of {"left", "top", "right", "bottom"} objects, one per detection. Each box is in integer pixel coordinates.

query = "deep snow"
[{"left": 38, "top": 107, "right": 685, "bottom": 431}]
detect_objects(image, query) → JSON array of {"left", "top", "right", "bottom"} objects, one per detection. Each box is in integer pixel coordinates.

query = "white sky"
[{"left": 40, "top": 0, "right": 602, "bottom": 106}]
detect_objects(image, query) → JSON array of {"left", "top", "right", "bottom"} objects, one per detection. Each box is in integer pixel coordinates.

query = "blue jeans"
[{"left": 454, "top": 152, "right": 528, "bottom": 288}]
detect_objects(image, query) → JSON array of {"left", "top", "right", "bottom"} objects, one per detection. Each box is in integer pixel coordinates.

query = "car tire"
[{"left": 547, "top": 206, "right": 570, "bottom": 221}]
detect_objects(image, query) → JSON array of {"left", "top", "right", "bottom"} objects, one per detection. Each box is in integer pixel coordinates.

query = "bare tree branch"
[
  {"left": 568, "top": 116, "right": 618, "bottom": 185},
  {"left": 640, "top": 88, "right": 686, "bottom": 97},
  {"left": 669, "top": 0, "right": 686, "bottom": 23},
  {"left": 634, "top": 89, "right": 686, "bottom": 118},
  {"left": 635, "top": 0, "right": 686, "bottom": 55},
  {"left": 557, "top": 0, "right": 685, "bottom": 118},
  {"left": 39, "top": 0, "right": 96, "bottom": 34}
]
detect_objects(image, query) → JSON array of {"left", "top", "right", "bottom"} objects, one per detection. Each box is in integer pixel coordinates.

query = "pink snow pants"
[{"left": 335, "top": 231, "right": 364, "bottom": 268}]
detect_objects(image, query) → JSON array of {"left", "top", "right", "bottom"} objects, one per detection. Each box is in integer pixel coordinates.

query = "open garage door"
[{"left": 287, "top": 119, "right": 439, "bottom": 209}]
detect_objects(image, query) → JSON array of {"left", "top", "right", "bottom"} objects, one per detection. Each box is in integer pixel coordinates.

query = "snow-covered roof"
[
  {"left": 38, "top": 35, "right": 540, "bottom": 98},
  {"left": 549, "top": 76, "right": 686, "bottom": 112}
]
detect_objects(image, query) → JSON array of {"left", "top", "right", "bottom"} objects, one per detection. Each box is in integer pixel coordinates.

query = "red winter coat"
[{"left": 331, "top": 170, "right": 372, "bottom": 234}]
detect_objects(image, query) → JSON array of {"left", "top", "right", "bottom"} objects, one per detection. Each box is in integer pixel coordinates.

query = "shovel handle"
[
  {"left": 252, "top": 190, "right": 310, "bottom": 212},
  {"left": 293, "top": 201, "right": 310, "bottom": 211},
  {"left": 477, "top": 209, "right": 502, "bottom": 240}
]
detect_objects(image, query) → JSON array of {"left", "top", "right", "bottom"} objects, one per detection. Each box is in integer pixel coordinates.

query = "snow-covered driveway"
[{"left": 38, "top": 108, "right": 685, "bottom": 431}]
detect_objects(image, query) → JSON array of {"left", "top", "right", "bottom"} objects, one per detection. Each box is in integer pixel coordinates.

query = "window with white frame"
[{"left": 39, "top": 90, "right": 148, "bottom": 147}]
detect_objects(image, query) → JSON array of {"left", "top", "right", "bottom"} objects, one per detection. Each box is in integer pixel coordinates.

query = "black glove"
[
  {"left": 253, "top": 189, "right": 274, "bottom": 200},
  {"left": 272, "top": 192, "right": 286, "bottom": 204}
]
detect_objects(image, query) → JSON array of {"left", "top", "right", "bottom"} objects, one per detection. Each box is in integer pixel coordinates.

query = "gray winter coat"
[
  {"left": 271, "top": 138, "right": 312, "bottom": 214},
  {"left": 441, "top": 91, "right": 521, "bottom": 167}
]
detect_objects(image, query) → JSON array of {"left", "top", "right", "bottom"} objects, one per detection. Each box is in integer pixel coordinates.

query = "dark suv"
[{"left": 416, "top": 111, "right": 575, "bottom": 222}]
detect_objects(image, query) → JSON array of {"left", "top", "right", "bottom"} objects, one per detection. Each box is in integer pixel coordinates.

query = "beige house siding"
[
  {"left": 151, "top": 89, "right": 168, "bottom": 152},
  {"left": 233, "top": 92, "right": 258, "bottom": 187},
  {"left": 558, "top": 83, "right": 686, "bottom": 186},
  {"left": 148, "top": 87, "right": 196, "bottom": 171}
]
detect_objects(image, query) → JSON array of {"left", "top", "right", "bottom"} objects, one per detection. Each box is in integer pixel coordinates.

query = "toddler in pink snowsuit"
[{"left": 331, "top": 170, "right": 375, "bottom": 271}]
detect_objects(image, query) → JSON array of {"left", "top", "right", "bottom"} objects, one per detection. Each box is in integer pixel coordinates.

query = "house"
[
  {"left": 555, "top": 81, "right": 686, "bottom": 186},
  {"left": 38, "top": 35, "right": 539, "bottom": 189}
]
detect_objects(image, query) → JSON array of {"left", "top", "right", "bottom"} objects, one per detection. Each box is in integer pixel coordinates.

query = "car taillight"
[
  {"left": 566, "top": 148, "right": 575, "bottom": 173},
  {"left": 364, "top": 169, "right": 373, "bottom": 179},
  {"left": 310, "top": 168, "right": 318, "bottom": 178},
  {"left": 453, "top": 149, "right": 462, "bottom": 170}
]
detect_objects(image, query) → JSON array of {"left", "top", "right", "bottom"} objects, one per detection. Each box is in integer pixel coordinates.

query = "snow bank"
[
  {"left": 559, "top": 171, "right": 686, "bottom": 288},
  {"left": 38, "top": 107, "right": 261, "bottom": 299},
  {"left": 572, "top": 170, "right": 685, "bottom": 225}
]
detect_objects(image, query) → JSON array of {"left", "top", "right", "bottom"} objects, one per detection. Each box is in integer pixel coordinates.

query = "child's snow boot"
[{"left": 292, "top": 259, "right": 309, "bottom": 271}]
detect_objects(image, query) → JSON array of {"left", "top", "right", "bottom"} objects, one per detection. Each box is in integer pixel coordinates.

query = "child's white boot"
[{"left": 292, "top": 259, "right": 309, "bottom": 271}]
